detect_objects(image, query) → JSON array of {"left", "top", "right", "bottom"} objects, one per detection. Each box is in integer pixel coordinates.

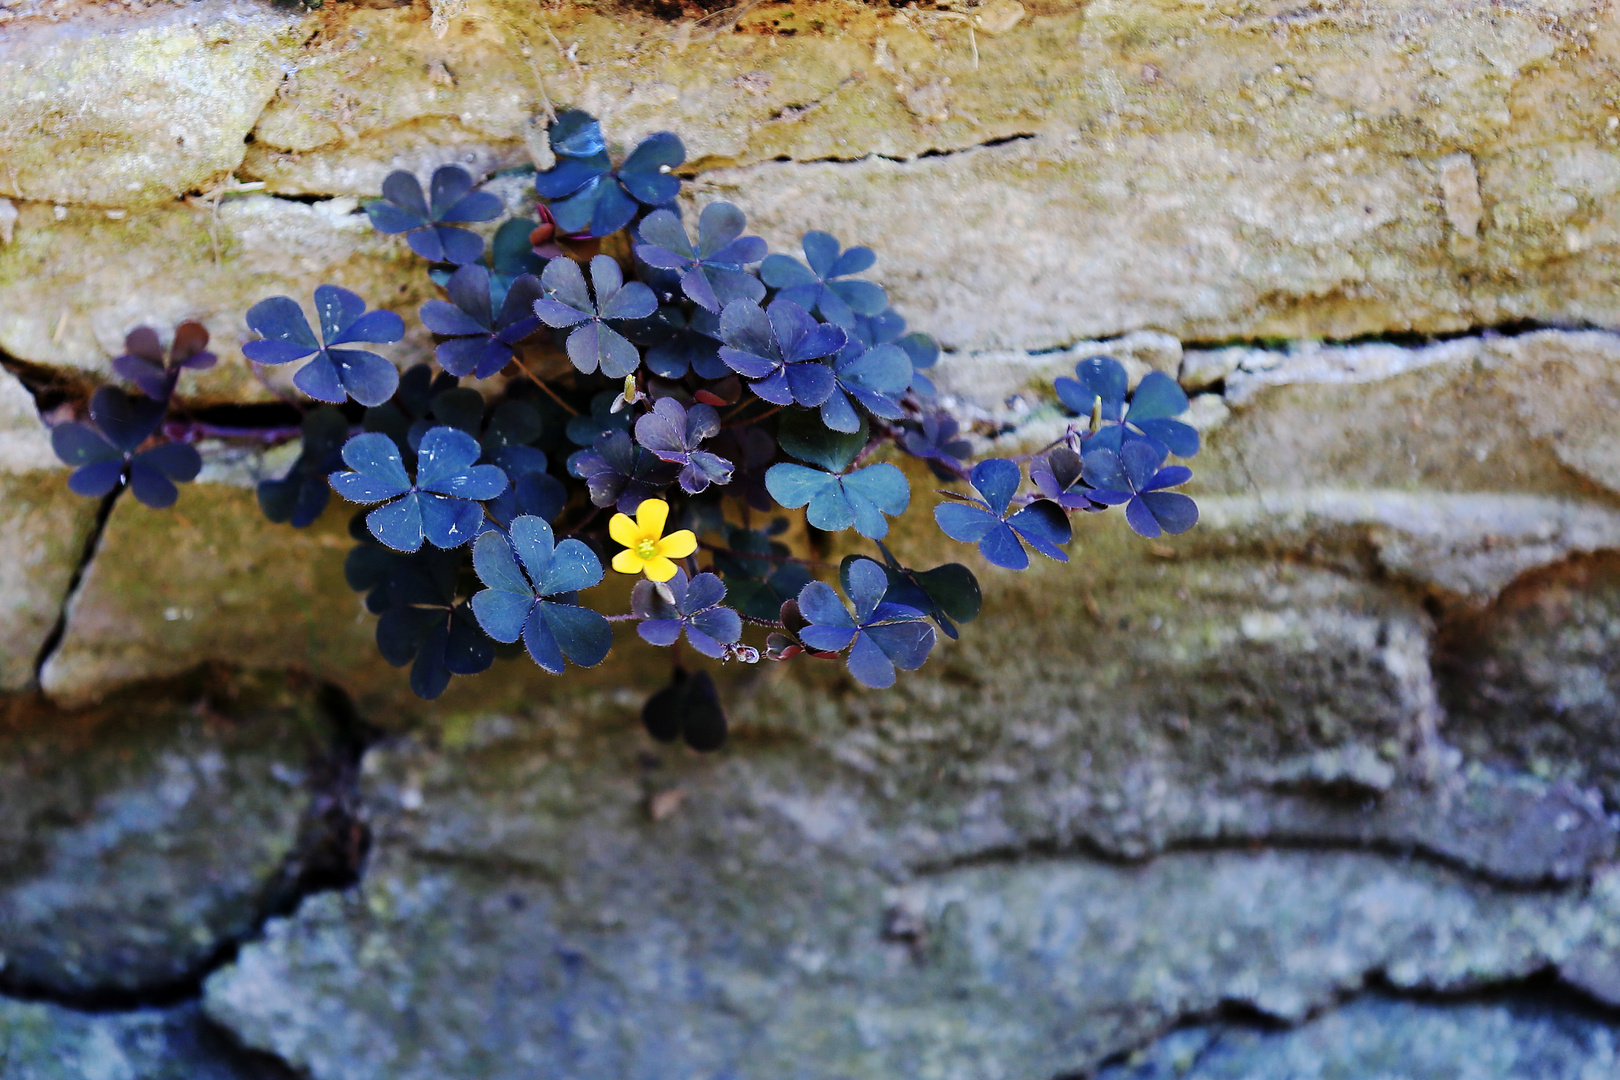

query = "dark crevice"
[
  {"left": 32, "top": 487, "right": 118, "bottom": 684},
  {"left": 0, "top": 677, "right": 376, "bottom": 1014},
  {"left": 910, "top": 826, "right": 1589, "bottom": 893},
  {"left": 1, "top": 344, "right": 124, "bottom": 685},
  {"left": 1073, "top": 968, "right": 1620, "bottom": 1080},
  {"left": 767, "top": 131, "right": 1037, "bottom": 167},
  {"left": 175, "top": 398, "right": 322, "bottom": 431},
  {"left": 0, "top": 350, "right": 99, "bottom": 415},
  {"left": 1177, "top": 316, "right": 1614, "bottom": 356},
  {"left": 935, "top": 317, "right": 1618, "bottom": 374}
]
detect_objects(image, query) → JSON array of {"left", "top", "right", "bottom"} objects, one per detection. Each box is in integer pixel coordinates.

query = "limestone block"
[
  {"left": 1440, "top": 553, "right": 1620, "bottom": 802},
  {"left": 38, "top": 476, "right": 386, "bottom": 710},
  {"left": 34, "top": 435, "right": 1618, "bottom": 880},
  {"left": 0, "top": 999, "right": 291, "bottom": 1080},
  {"left": 201, "top": 708, "right": 1620, "bottom": 1079},
  {"left": 1095, "top": 996, "right": 1620, "bottom": 1080},
  {"left": 0, "top": 672, "right": 342, "bottom": 999},
  {"left": 0, "top": 367, "right": 100, "bottom": 691},
  {"left": 0, "top": 196, "right": 428, "bottom": 403},
  {"left": 704, "top": 135, "right": 1620, "bottom": 351},
  {"left": 1194, "top": 330, "right": 1620, "bottom": 501},
  {"left": 0, "top": 1, "right": 311, "bottom": 207}
]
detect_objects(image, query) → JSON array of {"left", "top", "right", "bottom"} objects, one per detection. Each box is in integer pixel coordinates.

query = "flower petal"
[
  {"left": 635, "top": 497, "right": 670, "bottom": 538},
  {"left": 657, "top": 528, "right": 697, "bottom": 560},
  {"left": 608, "top": 511, "right": 642, "bottom": 548}
]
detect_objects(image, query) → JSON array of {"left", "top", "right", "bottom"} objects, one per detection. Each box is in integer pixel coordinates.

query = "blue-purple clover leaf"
[
  {"left": 863, "top": 544, "right": 982, "bottom": 641},
  {"left": 113, "top": 323, "right": 216, "bottom": 401},
  {"left": 717, "top": 299, "right": 845, "bottom": 408},
  {"left": 820, "top": 340, "right": 912, "bottom": 433},
  {"left": 469, "top": 514, "right": 612, "bottom": 674},
  {"left": 899, "top": 331, "right": 941, "bottom": 397},
  {"left": 933, "top": 458, "right": 1071, "bottom": 571},
  {"left": 760, "top": 231, "right": 887, "bottom": 328},
  {"left": 568, "top": 429, "right": 678, "bottom": 513},
  {"left": 765, "top": 461, "right": 910, "bottom": 539},
  {"left": 483, "top": 445, "right": 567, "bottom": 529},
  {"left": 631, "top": 569, "right": 742, "bottom": 658},
  {"left": 365, "top": 165, "right": 503, "bottom": 265},
  {"left": 710, "top": 526, "right": 812, "bottom": 622},
  {"left": 373, "top": 547, "right": 493, "bottom": 700},
  {"left": 851, "top": 308, "right": 907, "bottom": 349},
  {"left": 634, "top": 203, "right": 767, "bottom": 313},
  {"left": 795, "top": 558, "right": 936, "bottom": 689},
  {"left": 900, "top": 413, "right": 972, "bottom": 481},
  {"left": 633, "top": 397, "right": 733, "bottom": 494},
  {"left": 329, "top": 427, "right": 508, "bottom": 552},
  {"left": 1029, "top": 447, "right": 1106, "bottom": 513},
  {"left": 853, "top": 310, "right": 940, "bottom": 397},
  {"left": 489, "top": 219, "right": 547, "bottom": 291},
  {"left": 636, "top": 305, "right": 727, "bottom": 379},
  {"left": 776, "top": 408, "right": 865, "bottom": 473},
  {"left": 50, "top": 387, "right": 200, "bottom": 508},
  {"left": 420, "top": 264, "right": 544, "bottom": 379},
  {"left": 1081, "top": 440, "right": 1199, "bottom": 539},
  {"left": 545, "top": 107, "right": 608, "bottom": 158},
  {"left": 709, "top": 425, "right": 776, "bottom": 512},
  {"left": 257, "top": 406, "right": 349, "bottom": 527},
  {"left": 244, "top": 285, "right": 405, "bottom": 407},
  {"left": 642, "top": 667, "right": 728, "bottom": 751},
  {"left": 1054, "top": 356, "right": 1199, "bottom": 458},
  {"left": 533, "top": 255, "right": 656, "bottom": 378},
  {"left": 534, "top": 110, "right": 685, "bottom": 237},
  {"left": 566, "top": 390, "right": 634, "bottom": 447}
]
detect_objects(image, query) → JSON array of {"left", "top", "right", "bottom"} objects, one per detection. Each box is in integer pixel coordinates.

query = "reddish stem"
[
  {"left": 698, "top": 539, "right": 839, "bottom": 571},
  {"left": 511, "top": 357, "right": 581, "bottom": 416}
]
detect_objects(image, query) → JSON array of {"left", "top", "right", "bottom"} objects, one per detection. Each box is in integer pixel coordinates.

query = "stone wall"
[{"left": 3, "top": 0, "right": 1620, "bottom": 1075}]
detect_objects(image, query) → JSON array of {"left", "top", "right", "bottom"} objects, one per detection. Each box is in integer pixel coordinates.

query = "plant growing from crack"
[{"left": 51, "top": 110, "right": 1200, "bottom": 746}]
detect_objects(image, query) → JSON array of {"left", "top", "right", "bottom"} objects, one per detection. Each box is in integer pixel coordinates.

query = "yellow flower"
[{"left": 608, "top": 499, "right": 696, "bottom": 582}]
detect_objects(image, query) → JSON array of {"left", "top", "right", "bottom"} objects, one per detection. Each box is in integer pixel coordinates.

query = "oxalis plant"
[{"left": 50, "top": 109, "right": 1200, "bottom": 750}]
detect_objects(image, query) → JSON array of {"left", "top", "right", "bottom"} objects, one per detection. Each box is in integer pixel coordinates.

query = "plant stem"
[
  {"left": 722, "top": 402, "right": 781, "bottom": 428},
  {"left": 511, "top": 356, "right": 581, "bottom": 416},
  {"left": 698, "top": 539, "right": 839, "bottom": 570}
]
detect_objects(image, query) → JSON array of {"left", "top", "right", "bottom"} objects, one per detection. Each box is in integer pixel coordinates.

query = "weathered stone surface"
[
  {"left": 0, "top": 999, "right": 295, "bottom": 1080},
  {"left": 1440, "top": 552, "right": 1620, "bottom": 802},
  {"left": 4, "top": 0, "right": 1620, "bottom": 374},
  {"left": 1097, "top": 995, "right": 1620, "bottom": 1079},
  {"left": 202, "top": 707, "right": 1620, "bottom": 1080},
  {"left": 0, "top": 367, "right": 101, "bottom": 691},
  {"left": 0, "top": 672, "right": 345, "bottom": 998},
  {"left": 39, "top": 473, "right": 378, "bottom": 710},
  {"left": 0, "top": 1, "right": 310, "bottom": 207},
  {"left": 225, "top": 0, "right": 1620, "bottom": 348},
  {"left": 33, "top": 451, "right": 657, "bottom": 716},
  {"left": 0, "top": 196, "right": 427, "bottom": 403},
  {"left": 39, "top": 439, "right": 1619, "bottom": 879},
  {"left": 1187, "top": 330, "right": 1620, "bottom": 505}
]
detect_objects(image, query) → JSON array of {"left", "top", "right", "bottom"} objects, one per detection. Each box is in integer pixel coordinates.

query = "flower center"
[{"left": 636, "top": 538, "right": 660, "bottom": 560}]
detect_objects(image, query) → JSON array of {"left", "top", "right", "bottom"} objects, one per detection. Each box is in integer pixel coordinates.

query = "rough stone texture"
[
  {"left": 0, "top": 1, "right": 309, "bottom": 207},
  {"left": 7, "top": 0, "right": 1620, "bottom": 377},
  {"left": 1097, "top": 995, "right": 1620, "bottom": 1079},
  {"left": 202, "top": 707, "right": 1620, "bottom": 1080},
  {"left": 0, "top": 196, "right": 424, "bottom": 403},
  {"left": 0, "top": 999, "right": 296, "bottom": 1080},
  {"left": 34, "top": 449, "right": 656, "bottom": 716},
  {"left": 1440, "top": 552, "right": 1620, "bottom": 802},
  {"left": 0, "top": 367, "right": 101, "bottom": 691},
  {"left": 39, "top": 474, "right": 380, "bottom": 709},
  {"left": 0, "top": 672, "right": 345, "bottom": 999},
  {"left": 10, "top": 0, "right": 1620, "bottom": 1071}
]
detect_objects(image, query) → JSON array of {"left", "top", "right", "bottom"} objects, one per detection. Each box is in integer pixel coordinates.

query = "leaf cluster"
[{"left": 52, "top": 113, "right": 1203, "bottom": 741}]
